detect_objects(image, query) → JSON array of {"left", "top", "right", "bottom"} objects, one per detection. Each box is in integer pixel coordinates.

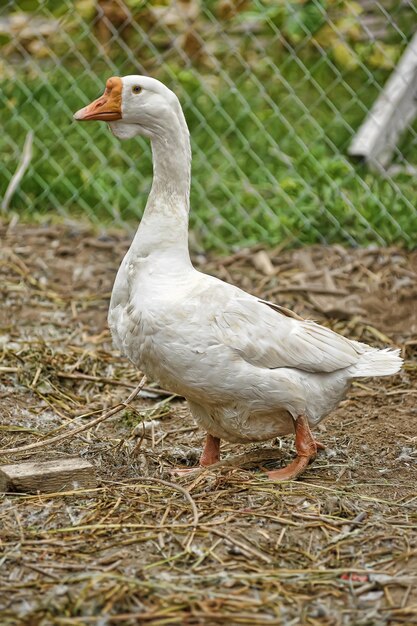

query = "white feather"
[{"left": 351, "top": 348, "right": 402, "bottom": 377}]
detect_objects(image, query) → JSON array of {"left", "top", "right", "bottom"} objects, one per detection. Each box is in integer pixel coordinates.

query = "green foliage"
[
  {"left": 283, "top": 0, "right": 328, "bottom": 44},
  {"left": 239, "top": 0, "right": 408, "bottom": 71},
  {"left": 1, "top": 0, "right": 416, "bottom": 250}
]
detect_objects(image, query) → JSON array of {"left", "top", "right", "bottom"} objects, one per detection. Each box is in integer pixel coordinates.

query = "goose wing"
[{"left": 214, "top": 295, "right": 365, "bottom": 373}]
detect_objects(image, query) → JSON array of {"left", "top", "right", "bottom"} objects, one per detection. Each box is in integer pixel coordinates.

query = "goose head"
[{"left": 74, "top": 75, "right": 183, "bottom": 140}]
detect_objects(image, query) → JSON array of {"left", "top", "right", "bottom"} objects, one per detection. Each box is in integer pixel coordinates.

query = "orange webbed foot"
[{"left": 267, "top": 415, "right": 324, "bottom": 482}]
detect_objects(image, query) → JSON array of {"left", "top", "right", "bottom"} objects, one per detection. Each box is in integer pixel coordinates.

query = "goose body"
[
  {"left": 75, "top": 76, "right": 402, "bottom": 479},
  {"left": 109, "top": 255, "right": 376, "bottom": 443}
]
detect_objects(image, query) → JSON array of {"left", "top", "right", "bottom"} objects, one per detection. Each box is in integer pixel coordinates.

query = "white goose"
[{"left": 74, "top": 76, "right": 402, "bottom": 480}]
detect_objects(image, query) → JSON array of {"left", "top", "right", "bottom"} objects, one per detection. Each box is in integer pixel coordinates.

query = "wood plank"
[
  {"left": 0, "top": 457, "right": 97, "bottom": 494},
  {"left": 348, "top": 32, "right": 417, "bottom": 168}
]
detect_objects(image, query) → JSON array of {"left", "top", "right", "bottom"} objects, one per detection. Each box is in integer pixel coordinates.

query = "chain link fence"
[{"left": 1, "top": 0, "right": 417, "bottom": 251}]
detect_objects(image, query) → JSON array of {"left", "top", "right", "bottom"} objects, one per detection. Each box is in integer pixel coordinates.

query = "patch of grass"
[
  {"left": 120, "top": 408, "right": 142, "bottom": 428},
  {"left": 2, "top": 54, "right": 417, "bottom": 250}
]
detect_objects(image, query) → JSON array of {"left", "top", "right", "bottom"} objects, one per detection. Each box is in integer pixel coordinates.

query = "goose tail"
[{"left": 352, "top": 347, "right": 403, "bottom": 378}]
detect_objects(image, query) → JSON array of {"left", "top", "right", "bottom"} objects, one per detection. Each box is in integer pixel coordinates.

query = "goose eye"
[{"left": 132, "top": 85, "right": 142, "bottom": 94}]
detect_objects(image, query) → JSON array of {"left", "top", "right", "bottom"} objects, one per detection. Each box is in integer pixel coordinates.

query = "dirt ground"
[{"left": 1, "top": 221, "right": 416, "bottom": 626}]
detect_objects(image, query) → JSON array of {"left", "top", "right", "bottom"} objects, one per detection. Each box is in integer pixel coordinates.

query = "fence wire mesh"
[{"left": 1, "top": 0, "right": 417, "bottom": 251}]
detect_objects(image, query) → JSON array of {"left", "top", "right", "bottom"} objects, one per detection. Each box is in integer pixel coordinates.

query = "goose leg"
[
  {"left": 200, "top": 434, "right": 221, "bottom": 466},
  {"left": 172, "top": 434, "right": 221, "bottom": 476},
  {"left": 267, "top": 415, "right": 323, "bottom": 481}
]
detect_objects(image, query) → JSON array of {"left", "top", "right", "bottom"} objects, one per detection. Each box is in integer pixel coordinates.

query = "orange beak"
[{"left": 74, "top": 76, "right": 123, "bottom": 122}]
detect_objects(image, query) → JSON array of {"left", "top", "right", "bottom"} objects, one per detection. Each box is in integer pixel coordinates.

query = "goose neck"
[{"left": 132, "top": 113, "right": 192, "bottom": 257}]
